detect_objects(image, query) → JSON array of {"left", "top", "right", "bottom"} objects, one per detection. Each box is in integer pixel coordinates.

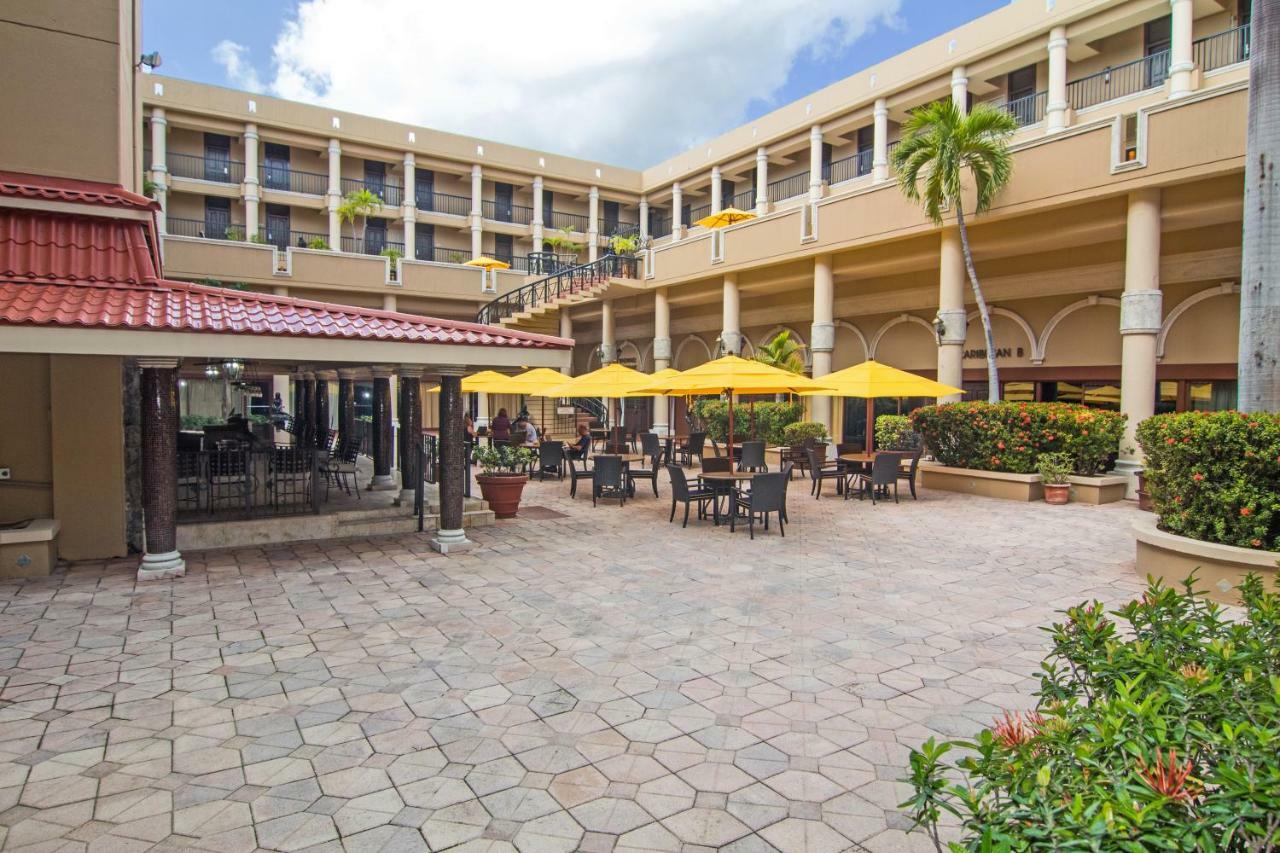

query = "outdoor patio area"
[{"left": 0, "top": 480, "right": 1146, "bottom": 852}]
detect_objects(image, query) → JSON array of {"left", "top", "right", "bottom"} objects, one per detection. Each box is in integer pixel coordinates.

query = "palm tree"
[
  {"left": 1239, "top": 3, "right": 1279, "bottom": 412},
  {"left": 755, "top": 330, "right": 806, "bottom": 374},
  {"left": 892, "top": 100, "right": 1017, "bottom": 403},
  {"left": 336, "top": 188, "right": 382, "bottom": 253}
]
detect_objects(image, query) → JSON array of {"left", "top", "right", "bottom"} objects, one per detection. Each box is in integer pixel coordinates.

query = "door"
[
  {"left": 204, "top": 197, "right": 231, "bottom": 239},
  {"left": 494, "top": 182, "right": 514, "bottom": 222},
  {"left": 263, "top": 142, "right": 290, "bottom": 191},
  {"left": 416, "top": 169, "right": 434, "bottom": 211},
  {"left": 415, "top": 225, "right": 435, "bottom": 262},
  {"left": 603, "top": 200, "right": 619, "bottom": 236},
  {"left": 204, "top": 133, "right": 232, "bottom": 182},
  {"left": 821, "top": 142, "right": 833, "bottom": 182},
  {"left": 264, "top": 204, "right": 290, "bottom": 249},
  {"left": 364, "top": 160, "right": 386, "bottom": 201},
  {"left": 1144, "top": 15, "right": 1172, "bottom": 87},
  {"left": 856, "top": 126, "right": 874, "bottom": 175},
  {"left": 542, "top": 189, "right": 554, "bottom": 228},
  {"left": 493, "top": 234, "right": 514, "bottom": 265},
  {"left": 365, "top": 218, "right": 387, "bottom": 255},
  {"left": 1006, "top": 64, "right": 1038, "bottom": 124}
]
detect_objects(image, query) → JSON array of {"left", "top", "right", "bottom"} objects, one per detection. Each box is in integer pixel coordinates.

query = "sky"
[{"left": 142, "top": 0, "right": 1006, "bottom": 168}]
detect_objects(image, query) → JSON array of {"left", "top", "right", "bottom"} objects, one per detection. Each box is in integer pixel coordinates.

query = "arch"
[
  {"left": 674, "top": 334, "right": 714, "bottom": 369},
  {"left": 637, "top": 341, "right": 654, "bottom": 372},
  {"left": 833, "top": 320, "right": 870, "bottom": 366},
  {"left": 617, "top": 340, "right": 642, "bottom": 368},
  {"left": 1036, "top": 295, "right": 1121, "bottom": 363},
  {"left": 585, "top": 347, "right": 601, "bottom": 372},
  {"left": 965, "top": 306, "right": 1038, "bottom": 363},
  {"left": 1156, "top": 282, "right": 1239, "bottom": 361},
  {"left": 757, "top": 325, "right": 812, "bottom": 370},
  {"left": 869, "top": 314, "right": 935, "bottom": 360},
  {"left": 738, "top": 337, "right": 756, "bottom": 359}
]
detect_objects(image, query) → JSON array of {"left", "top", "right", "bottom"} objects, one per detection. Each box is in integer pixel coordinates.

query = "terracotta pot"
[
  {"left": 1044, "top": 482, "right": 1070, "bottom": 505},
  {"left": 1136, "top": 471, "right": 1154, "bottom": 512},
  {"left": 477, "top": 473, "right": 528, "bottom": 519}
]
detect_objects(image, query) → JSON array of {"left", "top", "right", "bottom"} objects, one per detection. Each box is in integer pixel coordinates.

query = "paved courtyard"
[{"left": 0, "top": 473, "right": 1146, "bottom": 852}]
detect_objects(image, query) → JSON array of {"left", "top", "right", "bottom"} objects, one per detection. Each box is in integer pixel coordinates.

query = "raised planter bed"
[
  {"left": 920, "top": 463, "right": 1127, "bottom": 504},
  {"left": 1067, "top": 474, "right": 1128, "bottom": 505},
  {"left": 1133, "top": 514, "right": 1278, "bottom": 604}
]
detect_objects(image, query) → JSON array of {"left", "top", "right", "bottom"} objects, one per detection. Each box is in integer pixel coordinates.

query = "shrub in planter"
[
  {"left": 1136, "top": 410, "right": 1280, "bottom": 552},
  {"left": 874, "top": 414, "right": 914, "bottom": 449},
  {"left": 903, "top": 574, "right": 1280, "bottom": 850},
  {"left": 691, "top": 400, "right": 802, "bottom": 446},
  {"left": 911, "top": 402, "right": 1125, "bottom": 475},
  {"left": 1036, "top": 451, "right": 1072, "bottom": 504},
  {"left": 473, "top": 444, "right": 536, "bottom": 518},
  {"left": 782, "top": 421, "right": 827, "bottom": 446}
]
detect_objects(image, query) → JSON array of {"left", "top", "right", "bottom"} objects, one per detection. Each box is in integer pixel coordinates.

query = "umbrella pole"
[
  {"left": 865, "top": 397, "right": 874, "bottom": 454},
  {"left": 727, "top": 389, "right": 734, "bottom": 462}
]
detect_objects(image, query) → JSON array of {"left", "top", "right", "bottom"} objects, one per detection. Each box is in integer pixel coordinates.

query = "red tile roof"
[
  {"left": 0, "top": 209, "right": 160, "bottom": 286},
  {"left": 0, "top": 170, "right": 159, "bottom": 212}
]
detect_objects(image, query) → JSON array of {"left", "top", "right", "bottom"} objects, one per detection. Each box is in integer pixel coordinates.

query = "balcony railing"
[
  {"left": 602, "top": 220, "right": 638, "bottom": 237},
  {"left": 481, "top": 199, "right": 535, "bottom": 225},
  {"left": 1067, "top": 50, "right": 1171, "bottom": 111},
  {"left": 985, "top": 90, "right": 1048, "bottom": 127},
  {"left": 731, "top": 188, "right": 757, "bottom": 211},
  {"left": 259, "top": 227, "right": 330, "bottom": 250},
  {"left": 260, "top": 165, "right": 328, "bottom": 195},
  {"left": 547, "top": 210, "right": 589, "bottom": 232},
  {"left": 167, "top": 152, "right": 244, "bottom": 184},
  {"left": 688, "top": 203, "right": 711, "bottom": 225},
  {"left": 166, "top": 216, "right": 246, "bottom": 241},
  {"left": 415, "top": 244, "right": 473, "bottom": 264},
  {"left": 524, "top": 251, "right": 581, "bottom": 275},
  {"left": 340, "top": 236, "right": 406, "bottom": 256},
  {"left": 1193, "top": 25, "right": 1250, "bottom": 73},
  {"left": 417, "top": 191, "right": 470, "bottom": 217},
  {"left": 475, "top": 254, "right": 641, "bottom": 326},
  {"left": 826, "top": 150, "right": 873, "bottom": 185},
  {"left": 339, "top": 177, "right": 403, "bottom": 206},
  {"left": 649, "top": 214, "right": 672, "bottom": 238},
  {"left": 767, "top": 171, "right": 809, "bottom": 203}
]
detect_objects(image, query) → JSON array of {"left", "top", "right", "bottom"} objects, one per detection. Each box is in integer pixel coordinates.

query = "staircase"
[
  {"left": 476, "top": 254, "right": 641, "bottom": 334},
  {"left": 333, "top": 498, "right": 495, "bottom": 539}
]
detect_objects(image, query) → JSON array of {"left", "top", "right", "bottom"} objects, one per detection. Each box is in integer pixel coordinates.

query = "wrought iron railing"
[
  {"left": 826, "top": 150, "right": 873, "bottom": 185},
  {"left": 650, "top": 214, "right": 672, "bottom": 238},
  {"left": 340, "top": 177, "right": 403, "bottom": 206},
  {"left": 475, "top": 254, "right": 640, "bottom": 326},
  {"left": 602, "top": 219, "right": 638, "bottom": 237},
  {"left": 259, "top": 227, "right": 330, "bottom": 250},
  {"left": 984, "top": 90, "right": 1048, "bottom": 127},
  {"left": 1066, "top": 50, "right": 1171, "bottom": 111},
  {"left": 731, "top": 188, "right": 757, "bottom": 210},
  {"left": 340, "top": 236, "right": 406, "bottom": 256},
  {"left": 167, "top": 152, "right": 244, "bottom": 184},
  {"left": 688, "top": 203, "right": 712, "bottom": 225},
  {"left": 166, "top": 216, "right": 241, "bottom": 240},
  {"left": 524, "top": 251, "right": 580, "bottom": 275},
  {"left": 415, "top": 244, "right": 472, "bottom": 264},
  {"left": 547, "top": 210, "right": 589, "bottom": 232},
  {"left": 1193, "top": 25, "right": 1250, "bottom": 73},
  {"left": 767, "top": 171, "right": 809, "bottom": 203},
  {"left": 417, "top": 191, "right": 470, "bottom": 217},
  {"left": 260, "top": 165, "right": 328, "bottom": 195},
  {"left": 177, "top": 446, "right": 323, "bottom": 520}
]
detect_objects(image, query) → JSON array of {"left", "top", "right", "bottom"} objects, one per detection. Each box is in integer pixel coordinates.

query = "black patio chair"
[
  {"left": 738, "top": 440, "right": 767, "bottom": 472},
  {"left": 666, "top": 465, "right": 715, "bottom": 527},
  {"left": 564, "top": 446, "right": 592, "bottom": 498},
  {"left": 592, "top": 455, "right": 627, "bottom": 507},
  {"left": 627, "top": 448, "right": 662, "bottom": 497},
  {"left": 537, "top": 440, "right": 565, "bottom": 481},
  {"left": 640, "top": 432, "right": 660, "bottom": 458},
  {"left": 898, "top": 446, "right": 923, "bottom": 500},
  {"left": 322, "top": 433, "right": 361, "bottom": 498},
  {"left": 779, "top": 460, "right": 794, "bottom": 522},
  {"left": 806, "top": 447, "right": 844, "bottom": 499},
  {"left": 850, "top": 452, "right": 903, "bottom": 504},
  {"left": 677, "top": 432, "right": 706, "bottom": 467},
  {"left": 732, "top": 471, "right": 787, "bottom": 539}
]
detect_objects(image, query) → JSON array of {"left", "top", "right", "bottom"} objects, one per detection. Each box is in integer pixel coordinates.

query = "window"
[
  {"left": 1144, "top": 15, "right": 1173, "bottom": 87},
  {"left": 203, "top": 196, "right": 231, "bottom": 239},
  {"left": 1007, "top": 65, "right": 1037, "bottom": 102},
  {"left": 1189, "top": 380, "right": 1237, "bottom": 411}
]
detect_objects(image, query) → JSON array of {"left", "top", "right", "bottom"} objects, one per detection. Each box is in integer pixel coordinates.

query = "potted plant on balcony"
[
  {"left": 380, "top": 246, "right": 404, "bottom": 281},
  {"left": 306, "top": 237, "right": 330, "bottom": 250},
  {"left": 473, "top": 443, "right": 536, "bottom": 519},
  {"left": 544, "top": 226, "right": 583, "bottom": 266},
  {"left": 1037, "top": 452, "right": 1072, "bottom": 504},
  {"left": 608, "top": 233, "right": 641, "bottom": 257}
]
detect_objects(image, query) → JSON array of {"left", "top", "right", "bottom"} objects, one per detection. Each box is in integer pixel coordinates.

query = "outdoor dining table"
[{"left": 698, "top": 470, "right": 755, "bottom": 525}]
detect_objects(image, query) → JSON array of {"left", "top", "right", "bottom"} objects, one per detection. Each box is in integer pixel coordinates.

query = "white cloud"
[
  {"left": 259, "top": 0, "right": 900, "bottom": 168},
  {"left": 212, "top": 39, "right": 264, "bottom": 93}
]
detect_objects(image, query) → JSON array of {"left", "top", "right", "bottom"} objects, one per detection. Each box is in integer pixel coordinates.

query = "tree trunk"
[
  {"left": 1239, "top": 3, "right": 1280, "bottom": 412},
  {"left": 954, "top": 201, "right": 1000, "bottom": 402}
]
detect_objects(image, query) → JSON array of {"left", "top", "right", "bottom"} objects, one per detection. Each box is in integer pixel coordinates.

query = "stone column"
[
  {"left": 559, "top": 310, "right": 574, "bottom": 375},
  {"left": 273, "top": 374, "right": 291, "bottom": 444},
  {"left": 337, "top": 369, "right": 357, "bottom": 443},
  {"left": 1169, "top": 0, "right": 1195, "bottom": 98},
  {"left": 273, "top": 285, "right": 289, "bottom": 297},
  {"left": 600, "top": 300, "right": 616, "bottom": 364},
  {"left": 371, "top": 367, "right": 395, "bottom": 489},
  {"left": 638, "top": 195, "right": 649, "bottom": 240},
  {"left": 138, "top": 358, "right": 185, "bottom": 580},
  {"left": 951, "top": 67, "right": 969, "bottom": 114},
  {"left": 872, "top": 98, "right": 889, "bottom": 182},
  {"left": 432, "top": 368, "right": 472, "bottom": 553},
  {"left": 653, "top": 288, "right": 671, "bottom": 435},
  {"left": 710, "top": 166, "right": 723, "bottom": 214},
  {"left": 149, "top": 108, "right": 168, "bottom": 233},
  {"left": 470, "top": 164, "right": 483, "bottom": 259},
  {"left": 1046, "top": 27, "right": 1069, "bottom": 133},
  {"left": 721, "top": 273, "right": 742, "bottom": 355},
  {"left": 1118, "top": 188, "right": 1163, "bottom": 491},
  {"left": 327, "top": 138, "right": 342, "bottom": 247},
  {"left": 808, "top": 125, "right": 825, "bottom": 202},
  {"left": 402, "top": 152, "right": 416, "bottom": 255},
  {"left": 314, "top": 374, "right": 331, "bottom": 445},
  {"left": 588, "top": 185, "right": 600, "bottom": 262},
  {"left": 671, "top": 182, "right": 684, "bottom": 239},
  {"left": 532, "top": 175, "right": 545, "bottom": 247},
  {"left": 937, "top": 227, "right": 967, "bottom": 402},
  {"left": 398, "top": 367, "right": 422, "bottom": 501},
  {"left": 810, "top": 254, "right": 835, "bottom": 435},
  {"left": 244, "top": 123, "right": 260, "bottom": 239},
  {"left": 382, "top": 293, "right": 398, "bottom": 312},
  {"left": 755, "top": 148, "right": 770, "bottom": 214}
]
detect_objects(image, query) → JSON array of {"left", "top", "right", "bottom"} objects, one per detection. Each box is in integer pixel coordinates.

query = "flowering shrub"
[
  {"left": 910, "top": 402, "right": 1125, "bottom": 475},
  {"left": 1136, "top": 410, "right": 1280, "bottom": 552},
  {"left": 903, "top": 575, "right": 1280, "bottom": 850}
]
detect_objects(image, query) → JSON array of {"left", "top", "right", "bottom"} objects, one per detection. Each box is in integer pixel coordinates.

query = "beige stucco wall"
[{"left": 0, "top": 354, "right": 54, "bottom": 522}]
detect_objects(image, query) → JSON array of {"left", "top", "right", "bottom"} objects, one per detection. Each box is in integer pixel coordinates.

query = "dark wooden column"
[
  {"left": 138, "top": 359, "right": 186, "bottom": 579},
  {"left": 398, "top": 369, "right": 422, "bottom": 496},
  {"left": 299, "top": 373, "right": 314, "bottom": 447},
  {"left": 432, "top": 367, "right": 472, "bottom": 553},
  {"left": 337, "top": 370, "right": 356, "bottom": 444},
  {"left": 371, "top": 368, "right": 394, "bottom": 488},
  {"left": 314, "top": 375, "right": 330, "bottom": 447}
]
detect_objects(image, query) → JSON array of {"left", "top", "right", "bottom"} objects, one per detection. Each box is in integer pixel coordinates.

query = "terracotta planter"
[
  {"left": 477, "top": 473, "right": 528, "bottom": 519},
  {"left": 1044, "top": 483, "right": 1070, "bottom": 505}
]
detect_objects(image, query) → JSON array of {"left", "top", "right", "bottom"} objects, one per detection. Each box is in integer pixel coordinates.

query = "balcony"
[
  {"left": 167, "top": 152, "right": 244, "bottom": 184},
  {"left": 167, "top": 216, "right": 245, "bottom": 241},
  {"left": 688, "top": 203, "right": 711, "bottom": 224},
  {"left": 1067, "top": 50, "right": 1170, "bottom": 111},
  {"left": 482, "top": 199, "right": 534, "bottom": 225},
  {"left": 602, "top": 219, "right": 638, "bottom": 238},
  {"left": 767, "top": 171, "right": 809, "bottom": 203},
  {"left": 339, "top": 177, "right": 404, "bottom": 207},
  {"left": 260, "top": 165, "right": 328, "bottom": 196},
  {"left": 1194, "top": 25, "right": 1250, "bottom": 74},
  {"left": 826, "top": 150, "right": 873, "bottom": 185},
  {"left": 546, "top": 210, "right": 589, "bottom": 232},
  {"left": 340, "top": 235, "right": 406, "bottom": 256},
  {"left": 414, "top": 244, "right": 474, "bottom": 265},
  {"left": 416, "top": 191, "right": 470, "bottom": 217},
  {"left": 731, "top": 188, "right": 757, "bottom": 210},
  {"left": 258, "top": 226, "right": 329, "bottom": 250},
  {"left": 649, "top": 214, "right": 672, "bottom": 238},
  {"left": 984, "top": 90, "right": 1048, "bottom": 127}
]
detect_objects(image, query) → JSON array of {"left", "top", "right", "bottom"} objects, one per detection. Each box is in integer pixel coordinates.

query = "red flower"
[
  {"left": 1240, "top": 507, "right": 1253, "bottom": 516},
  {"left": 997, "top": 441, "right": 1006, "bottom": 450},
  {"left": 992, "top": 710, "right": 1044, "bottom": 749},
  {"left": 1166, "top": 438, "right": 1176, "bottom": 445},
  {"left": 1251, "top": 539, "right": 1263, "bottom": 548},
  {"left": 1192, "top": 473, "right": 1204, "bottom": 482},
  {"left": 1138, "top": 748, "right": 1200, "bottom": 803}
]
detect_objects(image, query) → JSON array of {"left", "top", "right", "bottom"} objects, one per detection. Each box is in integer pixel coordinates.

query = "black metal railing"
[
  {"left": 417, "top": 191, "right": 471, "bottom": 217},
  {"left": 826, "top": 150, "right": 873, "bottom": 185},
  {"left": 767, "top": 171, "right": 809, "bottom": 203},
  {"left": 167, "top": 152, "right": 245, "bottom": 184},
  {"left": 731, "top": 188, "right": 757, "bottom": 210},
  {"left": 649, "top": 214, "right": 672, "bottom": 238},
  {"left": 177, "top": 446, "right": 323, "bottom": 520},
  {"left": 166, "top": 216, "right": 243, "bottom": 240},
  {"left": 1193, "top": 25, "right": 1250, "bottom": 73},
  {"left": 602, "top": 220, "right": 638, "bottom": 237},
  {"left": 476, "top": 254, "right": 640, "bottom": 326},
  {"left": 688, "top": 203, "right": 712, "bottom": 226},
  {"left": 259, "top": 227, "right": 330, "bottom": 250},
  {"left": 479, "top": 199, "right": 534, "bottom": 225},
  {"left": 569, "top": 397, "right": 608, "bottom": 424},
  {"left": 339, "top": 177, "right": 403, "bottom": 206},
  {"left": 415, "top": 244, "right": 473, "bottom": 264},
  {"left": 524, "top": 251, "right": 580, "bottom": 275},
  {"left": 340, "top": 236, "right": 406, "bottom": 256},
  {"left": 260, "top": 165, "right": 328, "bottom": 195},
  {"left": 985, "top": 90, "right": 1048, "bottom": 127},
  {"left": 1066, "top": 50, "right": 1171, "bottom": 111},
  {"left": 547, "top": 210, "right": 589, "bottom": 232}
]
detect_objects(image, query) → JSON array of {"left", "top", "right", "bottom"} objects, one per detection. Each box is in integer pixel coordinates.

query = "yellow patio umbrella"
[
  {"left": 540, "top": 363, "right": 658, "bottom": 446},
  {"left": 463, "top": 256, "right": 511, "bottom": 271},
  {"left": 426, "top": 369, "right": 514, "bottom": 394},
  {"left": 647, "top": 368, "right": 685, "bottom": 438},
  {"left": 797, "top": 359, "right": 963, "bottom": 453},
  {"left": 695, "top": 207, "right": 757, "bottom": 229},
  {"left": 1083, "top": 384, "right": 1121, "bottom": 406}
]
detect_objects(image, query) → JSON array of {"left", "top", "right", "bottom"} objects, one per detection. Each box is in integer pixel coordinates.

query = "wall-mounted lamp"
[
  {"left": 137, "top": 51, "right": 162, "bottom": 70},
  {"left": 931, "top": 314, "right": 946, "bottom": 344}
]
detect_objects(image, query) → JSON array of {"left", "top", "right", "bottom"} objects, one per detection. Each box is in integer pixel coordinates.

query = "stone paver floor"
[{"left": 0, "top": 472, "right": 1146, "bottom": 851}]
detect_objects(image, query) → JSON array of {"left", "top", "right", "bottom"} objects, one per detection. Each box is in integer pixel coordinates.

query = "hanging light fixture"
[
  {"left": 222, "top": 358, "right": 244, "bottom": 380},
  {"left": 204, "top": 363, "right": 221, "bottom": 380}
]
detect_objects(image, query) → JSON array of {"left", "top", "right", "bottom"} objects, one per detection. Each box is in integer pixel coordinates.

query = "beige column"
[
  {"left": 951, "top": 66, "right": 969, "bottom": 114},
  {"left": 653, "top": 288, "right": 671, "bottom": 435},
  {"left": 872, "top": 98, "right": 889, "bottom": 182},
  {"left": 671, "top": 182, "right": 684, "bottom": 239},
  {"left": 469, "top": 164, "right": 483, "bottom": 259},
  {"left": 273, "top": 374, "right": 291, "bottom": 444},
  {"left": 383, "top": 293, "right": 398, "bottom": 312},
  {"left": 1169, "top": 0, "right": 1196, "bottom": 98},
  {"left": 937, "top": 227, "right": 966, "bottom": 402},
  {"left": 327, "top": 138, "right": 342, "bottom": 247},
  {"left": 1046, "top": 27, "right": 1070, "bottom": 133},
  {"left": 243, "top": 123, "right": 260, "bottom": 239},
  {"left": 149, "top": 108, "right": 168, "bottom": 233},
  {"left": 588, "top": 185, "right": 600, "bottom": 262},
  {"left": 755, "top": 148, "right": 769, "bottom": 214},
  {"left": 710, "top": 166, "right": 723, "bottom": 213},
  {"left": 808, "top": 125, "right": 824, "bottom": 202},
  {"left": 402, "top": 153, "right": 416, "bottom": 255},
  {"left": 638, "top": 195, "right": 649, "bottom": 240},
  {"left": 272, "top": 285, "right": 290, "bottom": 297},
  {"left": 532, "top": 175, "right": 545, "bottom": 247},
  {"left": 721, "top": 273, "right": 742, "bottom": 355},
  {"left": 1118, "top": 188, "right": 1163, "bottom": 490},
  {"left": 559, "top": 310, "right": 574, "bottom": 375},
  {"left": 600, "top": 300, "right": 616, "bottom": 364},
  {"left": 810, "top": 255, "right": 835, "bottom": 436}
]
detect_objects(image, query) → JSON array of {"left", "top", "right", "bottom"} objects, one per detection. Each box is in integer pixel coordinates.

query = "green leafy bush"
[
  {"left": 691, "top": 400, "right": 802, "bottom": 445},
  {"left": 782, "top": 421, "right": 827, "bottom": 446},
  {"left": 911, "top": 402, "right": 1125, "bottom": 475},
  {"left": 180, "top": 414, "right": 224, "bottom": 430},
  {"left": 1035, "top": 451, "right": 1072, "bottom": 485},
  {"left": 904, "top": 574, "right": 1280, "bottom": 851},
  {"left": 473, "top": 443, "right": 536, "bottom": 475},
  {"left": 874, "top": 414, "right": 914, "bottom": 449},
  {"left": 1136, "top": 411, "right": 1280, "bottom": 552},
  {"left": 306, "top": 237, "right": 330, "bottom": 250}
]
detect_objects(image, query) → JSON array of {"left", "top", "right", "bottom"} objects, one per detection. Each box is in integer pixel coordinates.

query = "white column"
[
  {"left": 559, "top": 309, "right": 574, "bottom": 375},
  {"left": 638, "top": 195, "right": 649, "bottom": 240},
  {"left": 470, "top": 164, "right": 483, "bottom": 259},
  {"left": 937, "top": 227, "right": 966, "bottom": 402},
  {"left": 671, "top": 182, "right": 684, "bottom": 239},
  {"left": 755, "top": 148, "right": 769, "bottom": 215},
  {"left": 149, "top": 108, "right": 168, "bottom": 233},
  {"left": 588, "top": 185, "right": 600, "bottom": 262},
  {"left": 272, "top": 285, "right": 290, "bottom": 297},
  {"left": 710, "top": 166, "right": 723, "bottom": 213},
  {"left": 808, "top": 125, "right": 824, "bottom": 202},
  {"left": 1046, "top": 27, "right": 1069, "bottom": 133},
  {"left": 402, "top": 153, "right": 416, "bottom": 256},
  {"left": 476, "top": 391, "right": 491, "bottom": 429},
  {"left": 721, "top": 273, "right": 741, "bottom": 355},
  {"left": 243, "top": 123, "right": 260, "bottom": 240},
  {"left": 327, "top": 138, "right": 342, "bottom": 247},
  {"left": 951, "top": 66, "right": 969, "bottom": 114},
  {"left": 872, "top": 99, "right": 889, "bottom": 182},
  {"left": 383, "top": 293, "right": 398, "bottom": 312},
  {"left": 810, "top": 254, "right": 835, "bottom": 438},
  {"left": 600, "top": 300, "right": 616, "bottom": 364},
  {"left": 1117, "top": 188, "right": 1163, "bottom": 491},
  {"left": 1169, "top": 0, "right": 1195, "bottom": 98},
  {"left": 652, "top": 288, "right": 671, "bottom": 435},
  {"left": 532, "top": 175, "right": 545, "bottom": 247}
]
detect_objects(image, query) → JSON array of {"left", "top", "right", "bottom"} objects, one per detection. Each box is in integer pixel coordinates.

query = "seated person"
[
  {"left": 517, "top": 417, "right": 538, "bottom": 445},
  {"left": 569, "top": 423, "right": 591, "bottom": 459}
]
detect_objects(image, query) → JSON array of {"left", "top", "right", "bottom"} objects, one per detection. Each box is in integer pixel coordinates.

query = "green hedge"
[
  {"left": 1136, "top": 411, "right": 1280, "bottom": 552},
  {"left": 691, "top": 400, "right": 802, "bottom": 446},
  {"left": 911, "top": 402, "right": 1125, "bottom": 475},
  {"left": 874, "top": 415, "right": 914, "bottom": 449}
]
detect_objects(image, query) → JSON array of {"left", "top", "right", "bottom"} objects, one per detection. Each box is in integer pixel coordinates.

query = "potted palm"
[
  {"left": 1037, "top": 452, "right": 1072, "bottom": 505},
  {"left": 473, "top": 444, "right": 536, "bottom": 518}
]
